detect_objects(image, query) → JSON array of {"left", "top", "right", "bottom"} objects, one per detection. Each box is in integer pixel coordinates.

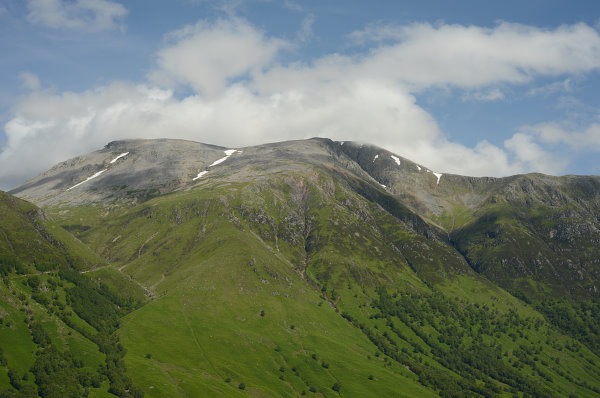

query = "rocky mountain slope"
[{"left": 3, "top": 137, "right": 600, "bottom": 397}]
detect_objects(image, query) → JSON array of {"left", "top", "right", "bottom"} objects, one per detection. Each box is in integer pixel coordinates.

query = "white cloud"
[
  {"left": 518, "top": 122, "right": 600, "bottom": 151},
  {"left": 148, "top": 18, "right": 287, "bottom": 97},
  {"left": 18, "top": 72, "right": 41, "bottom": 91},
  {"left": 26, "top": 0, "right": 127, "bottom": 31},
  {"left": 348, "top": 22, "right": 600, "bottom": 89},
  {"left": 3, "top": 18, "right": 600, "bottom": 189},
  {"left": 504, "top": 132, "right": 568, "bottom": 175}
]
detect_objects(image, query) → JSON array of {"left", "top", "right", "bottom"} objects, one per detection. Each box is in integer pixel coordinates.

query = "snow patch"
[
  {"left": 433, "top": 172, "right": 443, "bottom": 185},
  {"left": 391, "top": 155, "right": 401, "bottom": 166},
  {"left": 209, "top": 149, "right": 239, "bottom": 167},
  {"left": 67, "top": 169, "right": 107, "bottom": 191},
  {"left": 373, "top": 154, "right": 379, "bottom": 161},
  {"left": 416, "top": 165, "right": 422, "bottom": 171},
  {"left": 192, "top": 170, "right": 208, "bottom": 181},
  {"left": 340, "top": 141, "right": 344, "bottom": 145},
  {"left": 380, "top": 184, "right": 386, "bottom": 188},
  {"left": 193, "top": 149, "right": 241, "bottom": 181},
  {"left": 110, "top": 152, "right": 129, "bottom": 164}
]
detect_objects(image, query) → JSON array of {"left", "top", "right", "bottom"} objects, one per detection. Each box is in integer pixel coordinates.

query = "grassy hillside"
[
  {"left": 50, "top": 168, "right": 600, "bottom": 397},
  {"left": 0, "top": 191, "right": 146, "bottom": 397}
]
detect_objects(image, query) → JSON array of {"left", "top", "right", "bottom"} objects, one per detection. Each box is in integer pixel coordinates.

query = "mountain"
[{"left": 4, "top": 137, "right": 600, "bottom": 397}]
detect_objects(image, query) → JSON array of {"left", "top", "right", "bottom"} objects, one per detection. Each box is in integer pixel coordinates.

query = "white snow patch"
[
  {"left": 67, "top": 169, "right": 107, "bottom": 191},
  {"left": 192, "top": 170, "right": 208, "bottom": 181},
  {"left": 373, "top": 154, "right": 379, "bottom": 161},
  {"left": 110, "top": 152, "right": 129, "bottom": 164},
  {"left": 391, "top": 155, "right": 401, "bottom": 166},
  {"left": 209, "top": 149, "right": 239, "bottom": 167},
  {"left": 433, "top": 172, "right": 443, "bottom": 185},
  {"left": 416, "top": 165, "right": 422, "bottom": 171},
  {"left": 380, "top": 184, "right": 386, "bottom": 188},
  {"left": 340, "top": 141, "right": 344, "bottom": 145}
]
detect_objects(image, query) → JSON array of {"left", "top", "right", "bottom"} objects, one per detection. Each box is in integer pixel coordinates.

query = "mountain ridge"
[{"left": 3, "top": 137, "right": 600, "bottom": 397}]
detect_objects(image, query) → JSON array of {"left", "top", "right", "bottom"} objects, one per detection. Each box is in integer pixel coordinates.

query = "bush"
[
  {"left": 332, "top": 382, "right": 341, "bottom": 392},
  {"left": 27, "top": 276, "right": 41, "bottom": 291},
  {"left": 238, "top": 382, "right": 246, "bottom": 390}
]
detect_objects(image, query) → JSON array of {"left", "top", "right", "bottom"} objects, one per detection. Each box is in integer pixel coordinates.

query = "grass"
[{"left": 4, "top": 164, "right": 600, "bottom": 396}]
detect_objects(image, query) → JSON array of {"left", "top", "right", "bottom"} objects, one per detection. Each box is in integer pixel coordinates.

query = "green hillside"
[
  {"left": 4, "top": 138, "right": 600, "bottom": 397},
  {"left": 52, "top": 166, "right": 600, "bottom": 397},
  {"left": 0, "top": 191, "right": 146, "bottom": 397}
]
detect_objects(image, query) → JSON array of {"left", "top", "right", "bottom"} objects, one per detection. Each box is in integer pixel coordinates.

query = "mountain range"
[{"left": 2, "top": 137, "right": 600, "bottom": 397}]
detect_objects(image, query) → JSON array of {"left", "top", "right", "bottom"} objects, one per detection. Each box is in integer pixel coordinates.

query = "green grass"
[
  {"left": 47, "top": 172, "right": 600, "bottom": 397},
  {"left": 5, "top": 166, "right": 600, "bottom": 396}
]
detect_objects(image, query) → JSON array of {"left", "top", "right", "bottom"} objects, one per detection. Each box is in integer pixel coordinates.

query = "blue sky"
[{"left": 1, "top": 0, "right": 600, "bottom": 189}]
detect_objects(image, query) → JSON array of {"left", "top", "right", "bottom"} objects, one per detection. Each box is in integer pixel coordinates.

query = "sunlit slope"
[
  {"left": 0, "top": 190, "right": 106, "bottom": 272},
  {"left": 60, "top": 167, "right": 600, "bottom": 397},
  {"left": 0, "top": 191, "right": 148, "bottom": 397}
]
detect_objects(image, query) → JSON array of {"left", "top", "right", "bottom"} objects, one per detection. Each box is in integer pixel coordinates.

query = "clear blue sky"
[{"left": 1, "top": 0, "right": 600, "bottom": 189}]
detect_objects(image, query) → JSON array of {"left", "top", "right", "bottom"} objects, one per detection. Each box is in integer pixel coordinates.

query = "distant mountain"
[{"left": 4, "top": 137, "right": 600, "bottom": 397}]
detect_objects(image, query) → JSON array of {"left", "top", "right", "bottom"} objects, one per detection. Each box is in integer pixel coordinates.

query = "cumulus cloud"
[
  {"left": 149, "top": 18, "right": 287, "bottom": 97},
  {"left": 26, "top": 0, "right": 127, "bottom": 31},
  {"left": 3, "top": 18, "right": 600, "bottom": 189}
]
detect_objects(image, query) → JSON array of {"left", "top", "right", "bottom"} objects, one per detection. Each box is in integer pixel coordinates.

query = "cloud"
[
  {"left": 296, "top": 13, "right": 315, "bottom": 43},
  {"left": 462, "top": 88, "right": 505, "bottom": 102},
  {"left": 26, "top": 0, "right": 128, "bottom": 31},
  {"left": 283, "top": 1, "right": 303, "bottom": 12},
  {"left": 148, "top": 18, "right": 287, "bottom": 97},
  {"left": 504, "top": 132, "right": 568, "bottom": 175},
  {"left": 528, "top": 78, "right": 574, "bottom": 96},
  {"left": 18, "top": 72, "right": 41, "bottom": 91},
  {"left": 518, "top": 122, "right": 600, "bottom": 151},
  {"left": 3, "top": 18, "right": 600, "bottom": 189},
  {"left": 348, "top": 22, "right": 600, "bottom": 89}
]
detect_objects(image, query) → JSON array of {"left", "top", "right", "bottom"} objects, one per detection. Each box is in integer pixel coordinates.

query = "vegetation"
[{"left": 3, "top": 139, "right": 600, "bottom": 397}]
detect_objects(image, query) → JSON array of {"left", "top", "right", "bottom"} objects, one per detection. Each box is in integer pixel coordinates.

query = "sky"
[{"left": 1, "top": 0, "right": 600, "bottom": 190}]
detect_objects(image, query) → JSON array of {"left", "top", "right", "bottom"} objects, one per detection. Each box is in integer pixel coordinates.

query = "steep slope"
[
  {"left": 0, "top": 190, "right": 107, "bottom": 272},
  {"left": 14, "top": 138, "right": 600, "bottom": 397},
  {"left": 0, "top": 191, "right": 147, "bottom": 397},
  {"left": 334, "top": 142, "right": 600, "bottom": 299},
  {"left": 450, "top": 174, "right": 600, "bottom": 299}
]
